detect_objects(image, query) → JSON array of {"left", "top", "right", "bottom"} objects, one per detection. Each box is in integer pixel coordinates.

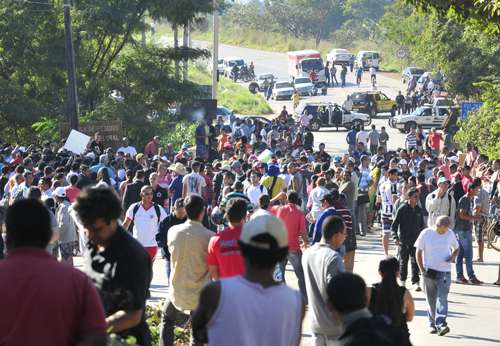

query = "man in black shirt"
[
  {"left": 74, "top": 187, "right": 152, "bottom": 346},
  {"left": 392, "top": 188, "right": 424, "bottom": 290},
  {"left": 123, "top": 169, "right": 145, "bottom": 211},
  {"left": 150, "top": 172, "right": 169, "bottom": 209},
  {"left": 156, "top": 198, "right": 187, "bottom": 286}
]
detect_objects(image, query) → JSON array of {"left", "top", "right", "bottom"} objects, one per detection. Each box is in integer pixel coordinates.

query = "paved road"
[{"left": 216, "top": 42, "right": 408, "bottom": 153}]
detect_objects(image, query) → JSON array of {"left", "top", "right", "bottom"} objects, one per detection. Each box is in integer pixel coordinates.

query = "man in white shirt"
[
  {"left": 245, "top": 171, "right": 268, "bottom": 208},
  {"left": 182, "top": 161, "right": 207, "bottom": 198},
  {"left": 415, "top": 216, "right": 459, "bottom": 336},
  {"left": 117, "top": 137, "right": 137, "bottom": 157},
  {"left": 378, "top": 168, "right": 400, "bottom": 256},
  {"left": 123, "top": 185, "right": 167, "bottom": 263},
  {"left": 356, "top": 127, "right": 369, "bottom": 148}
]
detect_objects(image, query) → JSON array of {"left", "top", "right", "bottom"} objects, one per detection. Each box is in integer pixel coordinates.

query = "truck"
[{"left": 288, "top": 50, "right": 326, "bottom": 86}]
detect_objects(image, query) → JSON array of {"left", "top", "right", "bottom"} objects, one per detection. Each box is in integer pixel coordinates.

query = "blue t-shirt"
[
  {"left": 312, "top": 207, "right": 337, "bottom": 244},
  {"left": 169, "top": 175, "right": 183, "bottom": 205}
]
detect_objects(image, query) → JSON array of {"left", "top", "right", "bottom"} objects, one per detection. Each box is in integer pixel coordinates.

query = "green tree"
[{"left": 455, "top": 79, "right": 500, "bottom": 158}]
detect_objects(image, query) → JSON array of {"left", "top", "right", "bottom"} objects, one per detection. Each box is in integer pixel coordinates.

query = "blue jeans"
[
  {"left": 455, "top": 230, "right": 475, "bottom": 279},
  {"left": 423, "top": 271, "right": 451, "bottom": 328},
  {"left": 278, "top": 251, "right": 307, "bottom": 304}
]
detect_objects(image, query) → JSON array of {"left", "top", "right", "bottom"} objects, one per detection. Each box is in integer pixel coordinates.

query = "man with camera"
[{"left": 415, "top": 215, "right": 459, "bottom": 336}]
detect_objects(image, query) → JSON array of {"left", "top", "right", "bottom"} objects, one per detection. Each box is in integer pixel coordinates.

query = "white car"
[
  {"left": 326, "top": 48, "right": 352, "bottom": 65},
  {"left": 272, "top": 81, "right": 294, "bottom": 100},
  {"left": 389, "top": 102, "right": 456, "bottom": 133},
  {"left": 292, "top": 77, "right": 316, "bottom": 96}
]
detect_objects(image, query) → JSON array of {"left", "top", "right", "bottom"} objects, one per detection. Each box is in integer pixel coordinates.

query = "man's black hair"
[
  {"left": 327, "top": 272, "right": 367, "bottom": 314},
  {"left": 322, "top": 216, "right": 345, "bottom": 241},
  {"left": 184, "top": 194, "right": 205, "bottom": 220},
  {"left": 73, "top": 187, "right": 122, "bottom": 226},
  {"left": 468, "top": 181, "right": 480, "bottom": 191},
  {"left": 416, "top": 173, "right": 426, "bottom": 183},
  {"left": 258, "top": 194, "right": 270, "bottom": 210},
  {"left": 135, "top": 169, "right": 145, "bottom": 180},
  {"left": 287, "top": 190, "right": 300, "bottom": 205},
  {"left": 69, "top": 174, "right": 78, "bottom": 185},
  {"left": 226, "top": 198, "right": 248, "bottom": 223},
  {"left": 239, "top": 234, "right": 288, "bottom": 270},
  {"left": 6, "top": 199, "right": 51, "bottom": 249}
]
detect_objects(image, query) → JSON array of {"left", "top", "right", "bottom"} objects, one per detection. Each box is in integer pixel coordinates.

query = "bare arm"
[
  {"left": 106, "top": 309, "right": 143, "bottom": 334},
  {"left": 182, "top": 181, "right": 187, "bottom": 198},
  {"left": 459, "top": 209, "right": 480, "bottom": 221},
  {"left": 208, "top": 265, "right": 219, "bottom": 281},
  {"left": 416, "top": 249, "right": 424, "bottom": 273},
  {"left": 192, "top": 282, "right": 221, "bottom": 344},
  {"left": 403, "top": 289, "right": 415, "bottom": 322},
  {"left": 122, "top": 218, "right": 131, "bottom": 231}
]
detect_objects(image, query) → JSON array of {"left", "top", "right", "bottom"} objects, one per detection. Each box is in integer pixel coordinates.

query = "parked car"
[
  {"left": 295, "top": 102, "right": 371, "bottom": 131},
  {"left": 402, "top": 66, "right": 424, "bottom": 84},
  {"left": 356, "top": 51, "right": 380, "bottom": 70},
  {"left": 248, "top": 73, "right": 276, "bottom": 94},
  {"left": 292, "top": 77, "right": 317, "bottom": 96},
  {"left": 388, "top": 99, "right": 458, "bottom": 132},
  {"left": 222, "top": 56, "right": 245, "bottom": 77},
  {"left": 216, "top": 106, "right": 234, "bottom": 123},
  {"left": 326, "top": 48, "right": 352, "bottom": 65},
  {"left": 272, "top": 81, "right": 294, "bottom": 100},
  {"left": 350, "top": 91, "right": 397, "bottom": 117}
]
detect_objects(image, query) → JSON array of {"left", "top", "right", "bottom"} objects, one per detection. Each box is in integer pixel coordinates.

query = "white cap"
[
  {"left": 449, "top": 156, "right": 459, "bottom": 162},
  {"left": 399, "top": 159, "right": 408, "bottom": 165},
  {"left": 240, "top": 214, "right": 288, "bottom": 250},
  {"left": 53, "top": 186, "right": 66, "bottom": 198}
]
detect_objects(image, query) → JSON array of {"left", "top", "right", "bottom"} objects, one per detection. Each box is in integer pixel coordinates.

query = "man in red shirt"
[
  {"left": 0, "top": 199, "right": 107, "bottom": 345},
  {"left": 144, "top": 136, "right": 160, "bottom": 157},
  {"left": 207, "top": 198, "right": 247, "bottom": 279},
  {"left": 271, "top": 190, "right": 309, "bottom": 303},
  {"left": 428, "top": 128, "right": 442, "bottom": 155},
  {"left": 461, "top": 165, "right": 474, "bottom": 193}
]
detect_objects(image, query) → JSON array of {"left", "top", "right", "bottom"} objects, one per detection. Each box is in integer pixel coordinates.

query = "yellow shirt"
[
  {"left": 261, "top": 175, "right": 286, "bottom": 199},
  {"left": 167, "top": 220, "right": 213, "bottom": 311}
]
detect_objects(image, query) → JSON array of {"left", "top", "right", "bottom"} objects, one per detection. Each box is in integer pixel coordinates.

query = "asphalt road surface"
[{"left": 216, "top": 42, "right": 407, "bottom": 154}]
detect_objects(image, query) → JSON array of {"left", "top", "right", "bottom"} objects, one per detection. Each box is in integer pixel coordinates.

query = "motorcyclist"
[
  {"left": 231, "top": 64, "right": 239, "bottom": 82},
  {"left": 249, "top": 61, "right": 255, "bottom": 78},
  {"left": 240, "top": 64, "right": 248, "bottom": 80}
]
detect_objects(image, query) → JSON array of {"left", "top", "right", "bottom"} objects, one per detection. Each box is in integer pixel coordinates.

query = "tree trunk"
[
  {"left": 315, "top": 27, "right": 322, "bottom": 48},
  {"left": 173, "top": 23, "right": 180, "bottom": 80},
  {"left": 182, "top": 23, "right": 189, "bottom": 82}
]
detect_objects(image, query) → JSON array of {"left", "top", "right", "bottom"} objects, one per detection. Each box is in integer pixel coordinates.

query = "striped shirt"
[{"left": 405, "top": 132, "right": 417, "bottom": 149}]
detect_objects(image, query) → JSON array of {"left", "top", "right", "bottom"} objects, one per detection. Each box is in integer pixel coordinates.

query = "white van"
[{"left": 356, "top": 51, "right": 380, "bottom": 70}]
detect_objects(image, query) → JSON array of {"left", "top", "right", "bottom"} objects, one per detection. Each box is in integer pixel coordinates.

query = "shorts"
[
  {"left": 382, "top": 217, "right": 393, "bottom": 234},
  {"left": 474, "top": 218, "right": 485, "bottom": 241},
  {"left": 59, "top": 242, "right": 76, "bottom": 260},
  {"left": 144, "top": 246, "right": 158, "bottom": 263}
]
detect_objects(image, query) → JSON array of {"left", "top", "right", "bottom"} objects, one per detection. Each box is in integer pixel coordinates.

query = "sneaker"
[
  {"left": 413, "top": 282, "right": 422, "bottom": 292},
  {"left": 438, "top": 325, "right": 450, "bottom": 336},
  {"left": 456, "top": 277, "right": 468, "bottom": 284},
  {"left": 429, "top": 326, "right": 438, "bottom": 334},
  {"left": 469, "top": 277, "right": 483, "bottom": 285}
]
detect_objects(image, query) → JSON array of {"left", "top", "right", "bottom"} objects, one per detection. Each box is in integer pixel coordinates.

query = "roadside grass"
[
  {"left": 154, "top": 24, "right": 402, "bottom": 73},
  {"left": 190, "top": 64, "right": 273, "bottom": 115}
]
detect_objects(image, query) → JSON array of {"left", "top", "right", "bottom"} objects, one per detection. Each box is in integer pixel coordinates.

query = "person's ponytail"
[{"left": 374, "top": 257, "right": 403, "bottom": 326}]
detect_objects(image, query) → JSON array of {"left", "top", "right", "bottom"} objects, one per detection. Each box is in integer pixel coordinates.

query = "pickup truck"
[
  {"left": 389, "top": 99, "right": 458, "bottom": 132},
  {"left": 295, "top": 102, "right": 371, "bottom": 131}
]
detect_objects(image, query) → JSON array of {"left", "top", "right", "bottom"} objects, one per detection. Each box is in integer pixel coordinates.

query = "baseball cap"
[
  {"left": 438, "top": 176, "right": 450, "bottom": 185},
  {"left": 136, "top": 153, "right": 144, "bottom": 161},
  {"left": 240, "top": 214, "right": 288, "bottom": 250},
  {"left": 231, "top": 161, "right": 242, "bottom": 170},
  {"left": 53, "top": 186, "right": 66, "bottom": 198},
  {"left": 399, "top": 159, "right": 408, "bottom": 165}
]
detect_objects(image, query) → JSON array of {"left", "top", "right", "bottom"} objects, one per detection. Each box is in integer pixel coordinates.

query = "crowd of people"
[{"left": 0, "top": 108, "right": 499, "bottom": 346}]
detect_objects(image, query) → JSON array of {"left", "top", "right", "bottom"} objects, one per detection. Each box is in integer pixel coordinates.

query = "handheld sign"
[{"left": 63, "top": 129, "right": 91, "bottom": 154}]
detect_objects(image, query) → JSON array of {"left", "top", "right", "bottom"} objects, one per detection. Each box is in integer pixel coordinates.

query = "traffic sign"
[
  {"left": 460, "top": 102, "right": 483, "bottom": 119},
  {"left": 397, "top": 47, "right": 408, "bottom": 59}
]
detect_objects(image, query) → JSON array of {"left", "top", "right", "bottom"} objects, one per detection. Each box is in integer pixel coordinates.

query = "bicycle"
[{"left": 485, "top": 207, "right": 500, "bottom": 252}]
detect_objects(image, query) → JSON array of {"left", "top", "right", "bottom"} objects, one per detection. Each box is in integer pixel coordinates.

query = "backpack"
[{"left": 128, "top": 202, "right": 161, "bottom": 233}]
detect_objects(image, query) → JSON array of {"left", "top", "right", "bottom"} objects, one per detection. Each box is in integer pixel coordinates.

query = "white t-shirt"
[
  {"left": 414, "top": 228, "right": 459, "bottom": 272},
  {"left": 356, "top": 130, "right": 369, "bottom": 146},
  {"left": 245, "top": 184, "right": 268, "bottom": 207},
  {"left": 369, "top": 67, "right": 376, "bottom": 76},
  {"left": 126, "top": 203, "right": 167, "bottom": 247},
  {"left": 182, "top": 172, "right": 206, "bottom": 196},
  {"left": 117, "top": 146, "right": 137, "bottom": 157}
]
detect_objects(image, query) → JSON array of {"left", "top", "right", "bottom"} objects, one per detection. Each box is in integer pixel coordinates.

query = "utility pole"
[
  {"left": 63, "top": 0, "right": 79, "bottom": 130},
  {"left": 212, "top": 0, "right": 219, "bottom": 99}
]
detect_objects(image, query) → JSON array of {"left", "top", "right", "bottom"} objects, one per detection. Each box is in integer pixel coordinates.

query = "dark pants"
[
  {"left": 397, "top": 104, "right": 404, "bottom": 115},
  {"left": 399, "top": 244, "right": 420, "bottom": 284},
  {"left": 326, "top": 74, "right": 331, "bottom": 86},
  {"left": 160, "top": 298, "right": 201, "bottom": 346},
  {"left": 332, "top": 74, "right": 338, "bottom": 86}
]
